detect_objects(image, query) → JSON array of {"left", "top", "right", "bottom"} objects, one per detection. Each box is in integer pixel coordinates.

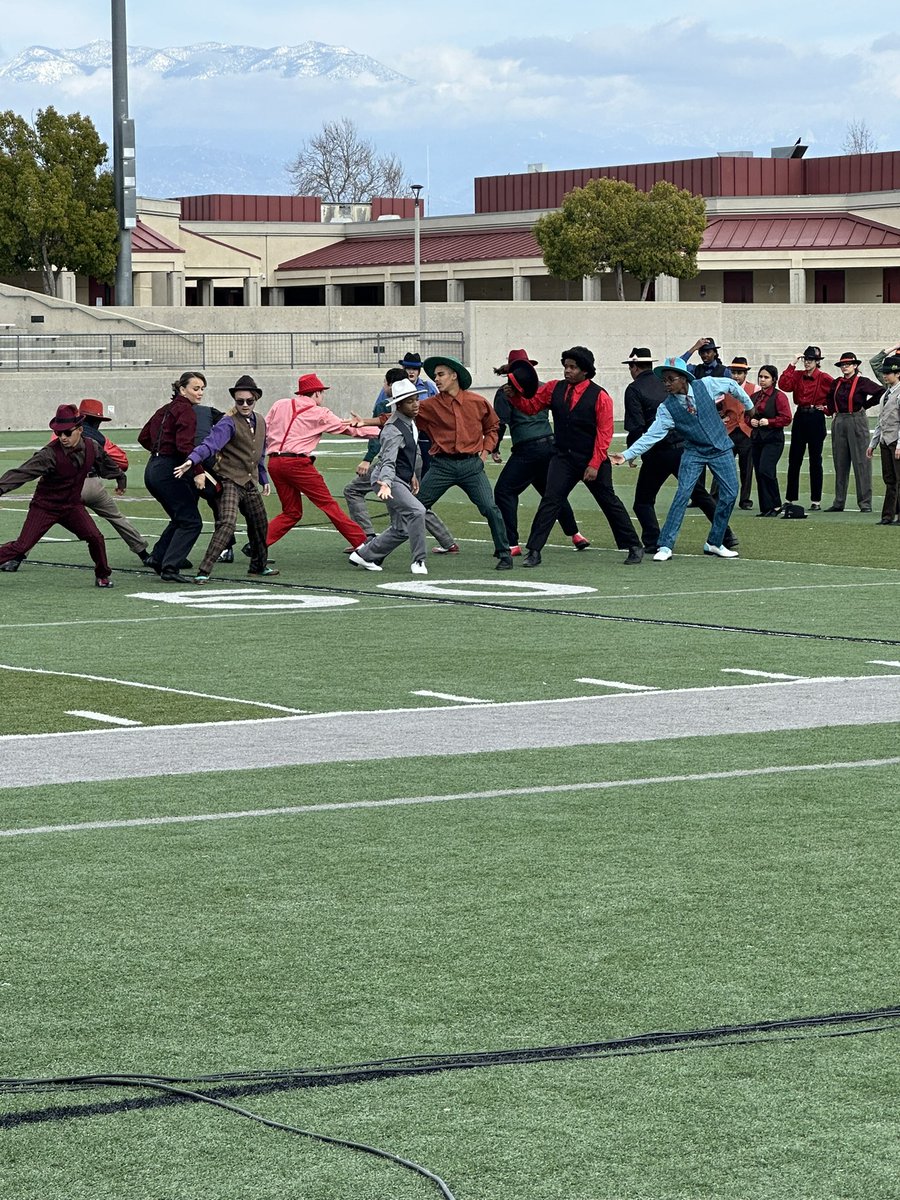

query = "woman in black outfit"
[
  {"left": 749, "top": 364, "right": 792, "bottom": 517},
  {"left": 138, "top": 371, "right": 207, "bottom": 582}
]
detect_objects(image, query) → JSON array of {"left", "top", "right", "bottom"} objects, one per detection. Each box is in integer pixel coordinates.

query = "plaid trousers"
[{"left": 198, "top": 479, "right": 269, "bottom": 574}]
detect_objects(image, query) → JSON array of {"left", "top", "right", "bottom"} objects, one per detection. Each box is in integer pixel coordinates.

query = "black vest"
[
  {"left": 394, "top": 419, "right": 418, "bottom": 485},
  {"left": 550, "top": 380, "right": 603, "bottom": 462}
]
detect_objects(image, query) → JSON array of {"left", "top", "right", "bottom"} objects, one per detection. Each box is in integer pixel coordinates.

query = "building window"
[{"left": 814, "top": 270, "right": 845, "bottom": 304}]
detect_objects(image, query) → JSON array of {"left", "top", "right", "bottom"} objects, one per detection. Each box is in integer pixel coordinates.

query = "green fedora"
[{"left": 423, "top": 354, "right": 472, "bottom": 391}]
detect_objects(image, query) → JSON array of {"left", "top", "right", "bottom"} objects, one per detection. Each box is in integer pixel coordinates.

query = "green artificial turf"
[{"left": 1, "top": 429, "right": 898, "bottom": 1199}]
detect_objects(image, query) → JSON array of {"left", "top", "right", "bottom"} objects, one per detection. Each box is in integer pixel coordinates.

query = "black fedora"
[{"left": 229, "top": 374, "right": 262, "bottom": 398}]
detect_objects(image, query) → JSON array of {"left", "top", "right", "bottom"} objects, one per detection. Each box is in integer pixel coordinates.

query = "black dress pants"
[
  {"left": 785, "top": 408, "right": 826, "bottom": 503},
  {"left": 494, "top": 438, "right": 578, "bottom": 546},
  {"left": 527, "top": 453, "right": 639, "bottom": 554},
  {"left": 751, "top": 432, "right": 785, "bottom": 514},
  {"left": 144, "top": 454, "right": 203, "bottom": 570}
]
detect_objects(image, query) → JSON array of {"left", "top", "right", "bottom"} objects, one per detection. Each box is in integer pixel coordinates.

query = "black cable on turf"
[
  {"left": 24, "top": 558, "right": 900, "bottom": 647},
  {"left": 1, "top": 1075, "right": 457, "bottom": 1200}
]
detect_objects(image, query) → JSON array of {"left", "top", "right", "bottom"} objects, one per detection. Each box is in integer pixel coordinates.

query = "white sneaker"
[
  {"left": 653, "top": 547, "right": 673, "bottom": 561},
  {"left": 411, "top": 560, "right": 428, "bottom": 575},
  {"left": 348, "top": 550, "right": 383, "bottom": 572},
  {"left": 703, "top": 543, "right": 739, "bottom": 558}
]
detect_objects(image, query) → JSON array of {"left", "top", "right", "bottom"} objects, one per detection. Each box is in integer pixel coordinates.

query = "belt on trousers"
[
  {"left": 434, "top": 452, "right": 477, "bottom": 460},
  {"left": 269, "top": 452, "right": 315, "bottom": 461}
]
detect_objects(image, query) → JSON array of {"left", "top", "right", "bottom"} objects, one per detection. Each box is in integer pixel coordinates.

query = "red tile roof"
[
  {"left": 278, "top": 227, "right": 542, "bottom": 271},
  {"left": 131, "top": 220, "right": 184, "bottom": 253},
  {"left": 703, "top": 213, "right": 900, "bottom": 250}
]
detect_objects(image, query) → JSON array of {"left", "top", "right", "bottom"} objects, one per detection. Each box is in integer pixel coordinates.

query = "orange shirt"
[{"left": 416, "top": 388, "right": 500, "bottom": 455}]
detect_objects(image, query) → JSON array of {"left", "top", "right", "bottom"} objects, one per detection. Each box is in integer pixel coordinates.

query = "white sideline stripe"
[
  {"left": 2, "top": 674, "right": 896, "bottom": 746},
  {"left": 411, "top": 689, "right": 492, "bottom": 704},
  {"left": 868, "top": 660, "right": 900, "bottom": 668},
  {"left": 3, "top": 757, "right": 899, "bottom": 840},
  {"left": 65, "top": 710, "right": 142, "bottom": 727},
  {"left": 577, "top": 678, "right": 658, "bottom": 691},
  {"left": 0, "top": 663, "right": 307, "bottom": 714},
  {"left": 721, "top": 669, "right": 803, "bottom": 680}
]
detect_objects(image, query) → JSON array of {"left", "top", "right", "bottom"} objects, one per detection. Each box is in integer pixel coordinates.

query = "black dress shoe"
[
  {"left": 858, "top": 506, "right": 872, "bottom": 513},
  {"left": 877, "top": 517, "right": 895, "bottom": 524},
  {"left": 623, "top": 546, "right": 644, "bottom": 565},
  {"left": 522, "top": 550, "right": 542, "bottom": 568},
  {"left": 160, "top": 570, "right": 198, "bottom": 584},
  {"left": 495, "top": 554, "right": 514, "bottom": 570},
  {"left": 738, "top": 500, "right": 753, "bottom": 510},
  {"left": 1, "top": 557, "right": 23, "bottom": 572},
  {"left": 145, "top": 558, "right": 162, "bottom": 575},
  {"left": 824, "top": 505, "right": 844, "bottom": 512},
  {"left": 138, "top": 550, "right": 151, "bottom": 564}
]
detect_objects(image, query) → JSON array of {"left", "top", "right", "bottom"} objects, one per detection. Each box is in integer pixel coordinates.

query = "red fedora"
[
  {"left": 296, "top": 373, "right": 329, "bottom": 395},
  {"left": 77, "top": 398, "right": 111, "bottom": 422},
  {"left": 49, "top": 404, "right": 83, "bottom": 433}
]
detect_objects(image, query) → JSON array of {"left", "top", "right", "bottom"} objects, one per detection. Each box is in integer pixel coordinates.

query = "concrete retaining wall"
[{"left": 1, "top": 288, "right": 897, "bottom": 431}]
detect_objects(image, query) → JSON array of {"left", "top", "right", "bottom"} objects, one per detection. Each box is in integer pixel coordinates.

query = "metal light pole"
[
  {"left": 111, "top": 0, "right": 136, "bottom": 304},
  {"left": 411, "top": 183, "right": 424, "bottom": 308}
]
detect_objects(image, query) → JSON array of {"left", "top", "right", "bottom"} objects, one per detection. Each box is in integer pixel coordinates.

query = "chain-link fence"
[{"left": 0, "top": 330, "right": 464, "bottom": 371}]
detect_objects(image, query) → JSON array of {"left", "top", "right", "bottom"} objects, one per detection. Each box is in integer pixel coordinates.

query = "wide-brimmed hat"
[
  {"left": 77, "top": 398, "right": 111, "bottom": 422},
  {"left": 386, "top": 378, "right": 427, "bottom": 407},
  {"left": 699, "top": 339, "right": 721, "bottom": 353},
  {"left": 802, "top": 346, "right": 823, "bottom": 361},
  {"left": 621, "top": 347, "right": 655, "bottom": 365},
  {"left": 653, "top": 356, "right": 694, "bottom": 383},
  {"left": 296, "top": 373, "right": 329, "bottom": 395},
  {"left": 229, "top": 374, "right": 262, "bottom": 399},
  {"left": 729, "top": 356, "right": 751, "bottom": 371},
  {"left": 49, "top": 404, "right": 83, "bottom": 433},
  {"left": 834, "top": 352, "right": 861, "bottom": 367},
  {"left": 561, "top": 346, "right": 596, "bottom": 377},
  {"left": 882, "top": 355, "right": 900, "bottom": 374},
  {"left": 506, "top": 360, "right": 540, "bottom": 400},
  {"left": 399, "top": 351, "right": 424, "bottom": 369},
  {"left": 507, "top": 348, "right": 538, "bottom": 366},
  {"left": 423, "top": 354, "right": 472, "bottom": 391}
]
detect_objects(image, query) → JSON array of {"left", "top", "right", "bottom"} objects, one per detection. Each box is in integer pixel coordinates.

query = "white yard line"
[
  {"left": 576, "top": 678, "right": 659, "bottom": 691},
  {"left": 411, "top": 689, "right": 493, "bottom": 704},
  {"left": 721, "top": 669, "right": 803, "bottom": 680},
  {"left": 868, "top": 660, "right": 900, "bottom": 668},
  {"left": 65, "top": 710, "right": 143, "bottom": 727},
  {"left": 0, "top": 601, "right": 440, "bottom": 632},
  {"left": 0, "top": 663, "right": 307, "bottom": 714},
  {"left": 3, "top": 756, "right": 898, "bottom": 840}
]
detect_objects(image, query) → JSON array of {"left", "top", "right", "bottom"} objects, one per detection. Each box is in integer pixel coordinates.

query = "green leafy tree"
[
  {"left": 534, "top": 176, "right": 706, "bottom": 300},
  {"left": 0, "top": 106, "right": 117, "bottom": 297}
]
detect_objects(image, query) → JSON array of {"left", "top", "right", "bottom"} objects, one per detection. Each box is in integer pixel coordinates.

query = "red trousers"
[
  {"left": 267, "top": 455, "right": 366, "bottom": 548},
  {"left": 0, "top": 502, "right": 110, "bottom": 578}
]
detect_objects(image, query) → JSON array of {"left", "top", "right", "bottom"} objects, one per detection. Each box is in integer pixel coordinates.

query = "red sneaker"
[
  {"left": 95, "top": 577, "right": 114, "bottom": 588},
  {"left": 510, "top": 545, "right": 522, "bottom": 556},
  {"left": 431, "top": 543, "right": 460, "bottom": 554},
  {"left": 572, "top": 534, "right": 591, "bottom": 551}
]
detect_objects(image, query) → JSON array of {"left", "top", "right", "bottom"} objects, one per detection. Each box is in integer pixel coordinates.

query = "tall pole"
[
  {"left": 411, "top": 183, "right": 423, "bottom": 309},
  {"left": 112, "top": 0, "right": 135, "bottom": 304}
]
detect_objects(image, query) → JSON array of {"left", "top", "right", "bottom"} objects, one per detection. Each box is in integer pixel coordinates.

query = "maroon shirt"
[{"left": 138, "top": 396, "right": 203, "bottom": 473}]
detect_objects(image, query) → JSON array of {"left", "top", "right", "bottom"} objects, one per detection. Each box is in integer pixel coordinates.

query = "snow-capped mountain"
[{"left": 0, "top": 40, "right": 410, "bottom": 85}]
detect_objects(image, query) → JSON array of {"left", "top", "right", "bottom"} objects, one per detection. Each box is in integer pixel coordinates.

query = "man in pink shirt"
[{"left": 264, "top": 373, "right": 380, "bottom": 551}]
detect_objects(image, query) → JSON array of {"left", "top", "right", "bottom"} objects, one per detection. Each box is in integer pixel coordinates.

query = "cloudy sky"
[{"left": 0, "top": 1, "right": 894, "bottom": 213}]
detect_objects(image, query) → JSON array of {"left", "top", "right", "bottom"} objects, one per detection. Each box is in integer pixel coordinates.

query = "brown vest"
[{"left": 214, "top": 414, "right": 266, "bottom": 486}]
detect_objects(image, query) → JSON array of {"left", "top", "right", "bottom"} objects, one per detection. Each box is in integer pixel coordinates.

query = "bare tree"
[
  {"left": 842, "top": 119, "right": 877, "bottom": 155},
  {"left": 286, "top": 117, "right": 407, "bottom": 202}
]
